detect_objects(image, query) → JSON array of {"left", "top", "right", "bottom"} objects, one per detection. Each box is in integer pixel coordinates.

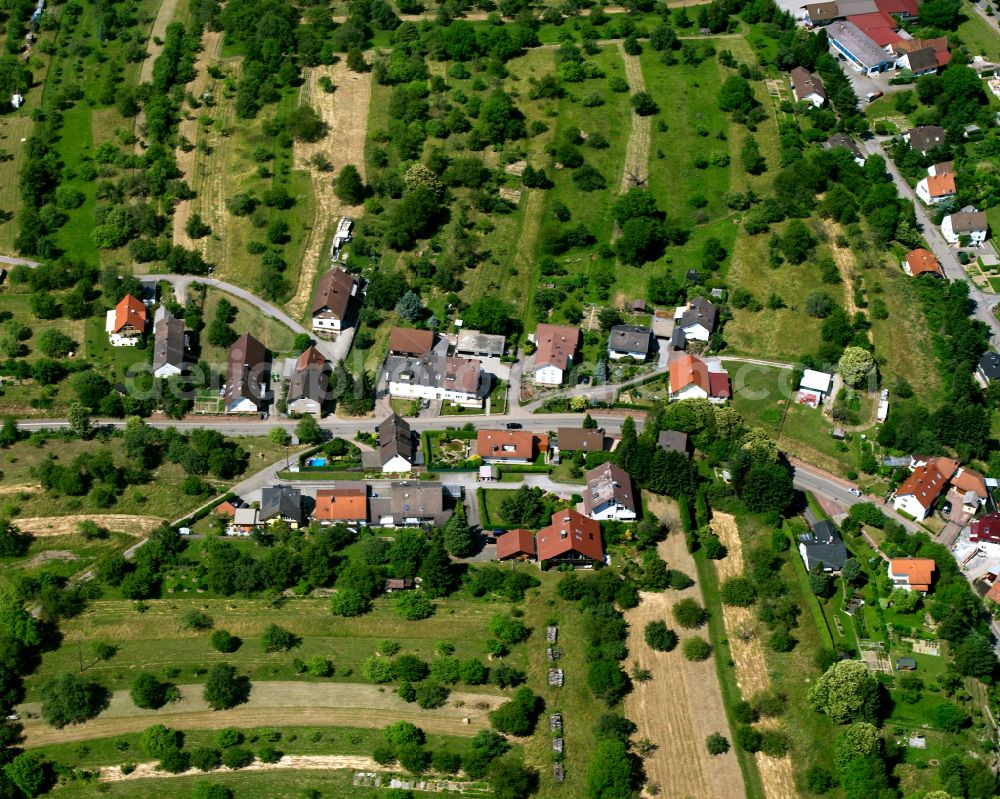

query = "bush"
[
  {"left": 643, "top": 620, "right": 678, "bottom": 652},
  {"left": 190, "top": 747, "right": 222, "bottom": 772},
  {"left": 630, "top": 92, "right": 658, "bottom": 115},
  {"left": 672, "top": 598, "right": 708, "bottom": 629},
  {"left": 257, "top": 745, "right": 282, "bottom": 763},
  {"left": 261, "top": 624, "right": 298, "bottom": 652},
  {"left": 220, "top": 747, "right": 254, "bottom": 769},
  {"left": 489, "top": 687, "right": 542, "bottom": 736},
  {"left": 215, "top": 729, "right": 243, "bottom": 749},
  {"left": 210, "top": 629, "right": 240, "bottom": 653},
  {"left": 682, "top": 637, "right": 712, "bottom": 661},
  {"left": 181, "top": 610, "right": 213, "bottom": 631},
  {"left": 759, "top": 729, "right": 791, "bottom": 757},
  {"left": 130, "top": 673, "right": 173, "bottom": 710},
  {"left": 394, "top": 592, "right": 435, "bottom": 620},
  {"left": 706, "top": 733, "right": 730, "bottom": 755},
  {"left": 719, "top": 576, "right": 757, "bottom": 607},
  {"left": 415, "top": 681, "right": 450, "bottom": 709}
]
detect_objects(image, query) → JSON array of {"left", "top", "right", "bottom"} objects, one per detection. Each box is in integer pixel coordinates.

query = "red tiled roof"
[
  {"left": 905, "top": 249, "right": 943, "bottom": 277},
  {"left": 849, "top": 10, "right": 897, "bottom": 31},
  {"left": 874, "top": 0, "right": 917, "bottom": 16},
  {"left": 536, "top": 508, "right": 603, "bottom": 563},
  {"left": 477, "top": 430, "right": 548, "bottom": 460},
  {"left": 896, "top": 463, "right": 948, "bottom": 510},
  {"left": 951, "top": 466, "right": 988, "bottom": 500},
  {"left": 496, "top": 528, "right": 536, "bottom": 559},
  {"left": 314, "top": 487, "right": 367, "bottom": 520},
  {"left": 709, "top": 372, "right": 730, "bottom": 399},
  {"left": 926, "top": 172, "right": 956, "bottom": 198},
  {"left": 215, "top": 501, "right": 237, "bottom": 518},
  {"left": 889, "top": 558, "right": 936, "bottom": 590},
  {"left": 986, "top": 581, "right": 1000, "bottom": 603},
  {"left": 113, "top": 294, "right": 146, "bottom": 333},
  {"left": 866, "top": 26, "right": 903, "bottom": 46},
  {"left": 971, "top": 513, "right": 1000, "bottom": 544},
  {"left": 670, "top": 354, "right": 710, "bottom": 394}
]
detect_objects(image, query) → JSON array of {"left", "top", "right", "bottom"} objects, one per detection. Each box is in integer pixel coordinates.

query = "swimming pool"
[{"left": 307, "top": 458, "right": 327, "bottom": 467}]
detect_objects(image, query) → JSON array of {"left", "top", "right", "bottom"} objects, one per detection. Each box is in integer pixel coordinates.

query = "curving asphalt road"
[{"left": 141, "top": 274, "right": 351, "bottom": 364}]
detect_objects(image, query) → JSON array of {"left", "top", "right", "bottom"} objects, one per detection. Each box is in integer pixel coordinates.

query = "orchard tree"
[
  {"left": 489, "top": 757, "right": 538, "bottom": 799},
  {"left": 4, "top": 752, "right": 51, "bottom": 798},
  {"left": 643, "top": 620, "right": 678, "bottom": 652},
  {"left": 39, "top": 673, "right": 108, "bottom": 728},
  {"left": 585, "top": 738, "right": 635, "bottom": 799},
  {"left": 203, "top": 664, "right": 250, "bottom": 710},
  {"left": 833, "top": 722, "right": 881, "bottom": 768},
  {"left": 808, "top": 660, "right": 880, "bottom": 723},
  {"left": 131, "top": 673, "right": 173, "bottom": 710},
  {"left": 839, "top": 347, "right": 876, "bottom": 389},
  {"left": 296, "top": 414, "right": 324, "bottom": 445}
]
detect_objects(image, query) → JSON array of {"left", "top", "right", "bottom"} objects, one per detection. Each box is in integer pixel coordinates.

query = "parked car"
[
  {"left": 849, "top": 487, "right": 862, "bottom": 496},
  {"left": 506, "top": 422, "right": 522, "bottom": 429},
  {"left": 865, "top": 90, "right": 883, "bottom": 103}
]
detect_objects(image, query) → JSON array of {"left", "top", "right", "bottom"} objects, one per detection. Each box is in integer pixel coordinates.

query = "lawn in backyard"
[{"left": 957, "top": 11, "right": 1000, "bottom": 61}]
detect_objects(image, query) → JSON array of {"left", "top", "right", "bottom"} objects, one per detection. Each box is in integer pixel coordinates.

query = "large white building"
[
  {"left": 384, "top": 353, "right": 488, "bottom": 408},
  {"left": 581, "top": 462, "right": 637, "bottom": 521},
  {"left": 533, "top": 324, "right": 581, "bottom": 386},
  {"left": 942, "top": 212, "right": 988, "bottom": 246}
]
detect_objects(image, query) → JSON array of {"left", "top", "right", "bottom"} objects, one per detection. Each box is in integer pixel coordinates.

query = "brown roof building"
[
  {"left": 389, "top": 327, "right": 435, "bottom": 356},
  {"left": 534, "top": 324, "right": 581, "bottom": 385},
  {"left": 804, "top": 1, "right": 840, "bottom": 22},
  {"left": 286, "top": 345, "right": 329, "bottom": 417},
  {"left": 536, "top": 509, "right": 604, "bottom": 566},
  {"left": 557, "top": 427, "right": 606, "bottom": 453},
  {"left": 225, "top": 333, "right": 269, "bottom": 414},
  {"left": 311, "top": 268, "right": 360, "bottom": 331},
  {"left": 582, "top": 461, "right": 637, "bottom": 521},
  {"left": 496, "top": 528, "right": 536, "bottom": 560},
  {"left": 906, "top": 125, "right": 945, "bottom": 154},
  {"left": 790, "top": 66, "right": 827, "bottom": 104}
]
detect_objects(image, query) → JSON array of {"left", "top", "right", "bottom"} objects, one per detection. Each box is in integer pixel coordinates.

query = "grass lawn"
[
  {"left": 24, "top": 591, "right": 520, "bottom": 699},
  {"left": 200, "top": 289, "right": 296, "bottom": 366},
  {"left": 723, "top": 362, "right": 794, "bottom": 437},
  {"left": 957, "top": 11, "right": 1000, "bottom": 61}
]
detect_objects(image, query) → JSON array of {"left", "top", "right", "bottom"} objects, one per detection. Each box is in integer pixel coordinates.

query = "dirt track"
[
  {"left": 101, "top": 754, "right": 379, "bottom": 782},
  {"left": 15, "top": 515, "right": 161, "bottom": 537},
  {"left": 285, "top": 62, "right": 371, "bottom": 321},
  {"left": 711, "top": 513, "right": 797, "bottom": 799},
  {"left": 21, "top": 682, "right": 501, "bottom": 747},
  {"left": 139, "top": 0, "right": 181, "bottom": 84},
  {"left": 623, "top": 534, "right": 745, "bottom": 799},
  {"left": 617, "top": 43, "right": 649, "bottom": 193}
]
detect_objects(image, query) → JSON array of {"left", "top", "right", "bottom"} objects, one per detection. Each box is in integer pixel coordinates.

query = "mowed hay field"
[
  {"left": 711, "top": 513, "right": 796, "bottom": 799},
  {"left": 624, "top": 532, "right": 745, "bottom": 799}
]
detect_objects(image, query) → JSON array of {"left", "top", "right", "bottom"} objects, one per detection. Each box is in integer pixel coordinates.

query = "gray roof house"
[
  {"left": 151, "top": 309, "right": 185, "bottom": 379},
  {"left": 675, "top": 297, "right": 718, "bottom": 341},
  {"left": 798, "top": 520, "right": 848, "bottom": 572},
  {"left": 608, "top": 325, "right": 653, "bottom": 361},
  {"left": 260, "top": 485, "right": 304, "bottom": 527},
  {"left": 375, "top": 413, "right": 416, "bottom": 473},
  {"left": 977, "top": 352, "right": 1000, "bottom": 384},
  {"left": 286, "top": 345, "right": 329, "bottom": 418},
  {"left": 828, "top": 21, "right": 895, "bottom": 74},
  {"left": 368, "top": 481, "right": 450, "bottom": 527},
  {"left": 905, "top": 126, "right": 946, "bottom": 154},
  {"left": 658, "top": 430, "right": 691, "bottom": 457}
]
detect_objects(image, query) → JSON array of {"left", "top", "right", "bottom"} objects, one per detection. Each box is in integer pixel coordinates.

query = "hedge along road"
[{"left": 19, "top": 682, "right": 506, "bottom": 747}]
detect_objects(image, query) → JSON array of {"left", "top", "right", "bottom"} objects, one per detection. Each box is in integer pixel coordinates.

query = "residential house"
[
  {"left": 895, "top": 657, "right": 918, "bottom": 671},
  {"left": 151, "top": 309, "right": 185, "bottom": 378},
  {"left": 368, "top": 481, "right": 450, "bottom": 527},
  {"left": 892, "top": 459, "right": 950, "bottom": 518},
  {"left": 674, "top": 297, "right": 718, "bottom": 342},
  {"left": 286, "top": 345, "right": 329, "bottom": 418},
  {"left": 215, "top": 499, "right": 240, "bottom": 519},
  {"left": 790, "top": 66, "right": 826, "bottom": 107},
  {"left": 903, "top": 249, "right": 944, "bottom": 277},
  {"left": 799, "top": 369, "right": 834, "bottom": 402},
  {"left": 828, "top": 21, "right": 895, "bottom": 73},
  {"left": 314, "top": 483, "right": 368, "bottom": 526},
  {"left": 232, "top": 507, "right": 259, "bottom": 534},
  {"left": 376, "top": 413, "right": 416, "bottom": 473},
  {"left": 916, "top": 170, "right": 956, "bottom": 205},
  {"left": 582, "top": 462, "right": 637, "bottom": 522},
  {"left": 950, "top": 466, "right": 988, "bottom": 513},
  {"left": 888, "top": 558, "right": 936, "bottom": 592},
  {"left": 803, "top": 1, "right": 840, "bottom": 25},
  {"left": 496, "top": 528, "right": 536, "bottom": 561},
  {"left": 533, "top": 324, "right": 581, "bottom": 386},
  {"left": 892, "top": 37, "right": 950, "bottom": 69},
  {"left": 657, "top": 429, "right": 691, "bottom": 457},
  {"left": 477, "top": 429, "right": 547, "bottom": 464},
  {"left": 536, "top": 508, "right": 604, "bottom": 567},
  {"left": 798, "top": 520, "right": 848, "bottom": 572},
  {"left": 608, "top": 325, "right": 653, "bottom": 361},
  {"left": 904, "top": 125, "right": 946, "bottom": 154},
  {"left": 976, "top": 351, "right": 1000, "bottom": 385},
  {"left": 971, "top": 513, "right": 1000, "bottom": 545},
  {"left": 836, "top": 0, "right": 878, "bottom": 13},
  {"left": 106, "top": 294, "right": 147, "bottom": 347},
  {"left": 260, "top": 485, "right": 304, "bottom": 528},
  {"left": 455, "top": 329, "right": 505, "bottom": 358},
  {"left": 928, "top": 161, "right": 953, "bottom": 176},
  {"left": 942, "top": 211, "right": 988, "bottom": 246},
  {"left": 388, "top": 327, "right": 436, "bottom": 357},
  {"left": 384, "top": 353, "right": 488, "bottom": 408},
  {"left": 224, "top": 333, "right": 269, "bottom": 414},
  {"left": 310, "top": 267, "right": 360, "bottom": 333},
  {"left": 557, "top": 427, "right": 606, "bottom": 453},
  {"left": 669, "top": 354, "right": 730, "bottom": 403},
  {"left": 826, "top": 133, "right": 866, "bottom": 166}
]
